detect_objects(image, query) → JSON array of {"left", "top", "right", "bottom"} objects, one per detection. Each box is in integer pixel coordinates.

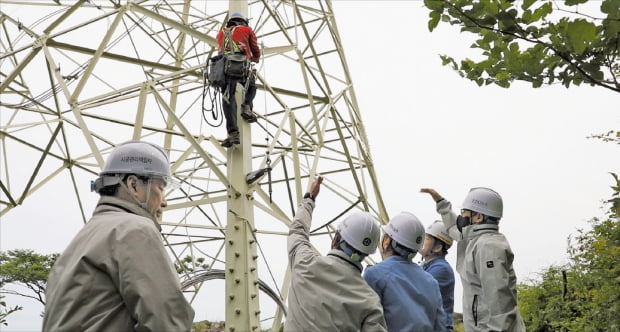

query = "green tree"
[
  {"left": 518, "top": 174, "right": 620, "bottom": 331},
  {"left": 175, "top": 255, "right": 210, "bottom": 274},
  {"left": 423, "top": 0, "right": 620, "bottom": 93},
  {"left": 0, "top": 249, "right": 58, "bottom": 306}
]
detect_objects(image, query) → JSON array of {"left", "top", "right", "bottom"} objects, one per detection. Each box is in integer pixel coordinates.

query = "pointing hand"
[{"left": 420, "top": 188, "right": 443, "bottom": 203}]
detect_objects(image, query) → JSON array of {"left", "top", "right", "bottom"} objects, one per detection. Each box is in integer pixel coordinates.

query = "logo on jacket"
[{"left": 486, "top": 261, "right": 494, "bottom": 268}]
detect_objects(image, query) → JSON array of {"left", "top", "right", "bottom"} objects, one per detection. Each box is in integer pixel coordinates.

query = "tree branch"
[
  {"left": 440, "top": 0, "right": 620, "bottom": 93},
  {"left": 0, "top": 290, "right": 44, "bottom": 305}
]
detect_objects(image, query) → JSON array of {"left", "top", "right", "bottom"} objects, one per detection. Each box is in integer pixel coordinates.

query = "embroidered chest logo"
[{"left": 486, "top": 261, "right": 494, "bottom": 268}]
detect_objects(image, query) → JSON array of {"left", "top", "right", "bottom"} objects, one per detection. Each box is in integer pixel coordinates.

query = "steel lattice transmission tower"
[{"left": 0, "top": 0, "right": 388, "bottom": 330}]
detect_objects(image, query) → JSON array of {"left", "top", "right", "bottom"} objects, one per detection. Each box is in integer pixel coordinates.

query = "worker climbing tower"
[{"left": 0, "top": 1, "right": 388, "bottom": 330}]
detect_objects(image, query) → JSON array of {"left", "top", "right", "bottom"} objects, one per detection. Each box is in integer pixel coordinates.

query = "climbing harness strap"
[{"left": 223, "top": 27, "right": 241, "bottom": 54}]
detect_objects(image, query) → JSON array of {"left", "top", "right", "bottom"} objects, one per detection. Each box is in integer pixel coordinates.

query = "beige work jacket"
[
  {"left": 285, "top": 198, "right": 387, "bottom": 332},
  {"left": 43, "top": 196, "right": 195, "bottom": 331}
]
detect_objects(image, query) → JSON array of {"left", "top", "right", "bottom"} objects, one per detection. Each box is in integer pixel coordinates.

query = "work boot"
[
  {"left": 221, "top": 132, "right": 240, "bottom": 148},
  {"left": 240, "top": 104, "right": 258, "bottom": 123}
]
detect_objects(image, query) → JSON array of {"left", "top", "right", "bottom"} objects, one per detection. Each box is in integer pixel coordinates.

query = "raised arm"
[
  {"left": 420, "top": 188, "right": 460, "bottom": 241},
  {"left": 287, "top": 177, "right": 323, "bottom": 265}
]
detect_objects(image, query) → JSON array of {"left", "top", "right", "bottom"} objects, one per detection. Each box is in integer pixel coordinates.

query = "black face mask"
[{"left": 456, "top": 215, "right": 471, "bottom": 233}]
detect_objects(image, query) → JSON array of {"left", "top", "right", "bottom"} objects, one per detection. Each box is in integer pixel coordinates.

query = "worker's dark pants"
[{"left": 222, "top": 73, "right": 256, "bottom": 135}]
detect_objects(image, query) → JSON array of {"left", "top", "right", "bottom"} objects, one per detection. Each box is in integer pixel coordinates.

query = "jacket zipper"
[{"left": 472, "top": 294, "right": 479, "bottom": 326}]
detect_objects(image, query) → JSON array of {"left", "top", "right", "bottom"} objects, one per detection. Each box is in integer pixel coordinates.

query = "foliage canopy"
[
  {"left": 423, "top": 0, "right": 620, "bottom": 93},
  {"left": 0, "top": 249, "right": 58, "bottom": 306}
]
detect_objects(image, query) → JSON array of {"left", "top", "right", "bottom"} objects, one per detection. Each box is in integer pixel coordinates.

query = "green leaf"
[
  {"left": 532, "top": 78, "right": 543, "bottom": 88},
  {"left": 522, "top": 9, "right": 533, "bottom": 24},
  {"left": 424, "top": 0, "right": 444, "bottom": 12},
  {"left": 531, "top": 2, "right": 553, "bottom": 23},
  {"left": 475, "top": 38, "right": 491, "bottom": 50},
  {"left": 581, "top": 63, "right": 604, "bottom": 81},
  {"left": 565, "top": 19, "right": 598, "bottom": 54},
  {"left": 495, "top": 71, "right": 510, "bottom": 81},
  {"left": 601, "top": 0, "right": 620, "bottom": 16},
  {"left": 479, "top": 15, "right": 498, "bottom": 26},
  {"left": 565, "top": 0, "right": 588, "bottom": 6},
  {"left": 428, "top": 11, "right": 441, "bottom": 31},
  {"left": 483, "top": 0, "right": 499, "bottom": 16},
  {"left": 522, "top": 0, "right": 537, "bottom": 10}
]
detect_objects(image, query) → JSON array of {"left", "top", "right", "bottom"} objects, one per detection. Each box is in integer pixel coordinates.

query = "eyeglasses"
[
  {"left": 146, "top": 175, "right": 181, "bottom": 191},
  {"left": 460, "top": 209, "right": 478, "bottom": 217}
]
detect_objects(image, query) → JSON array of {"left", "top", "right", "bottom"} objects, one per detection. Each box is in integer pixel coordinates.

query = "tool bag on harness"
[
  {"left": 224, "top": 53, "right": 249, "bottom": 79},
  {"left": 207, "top": 54, "right": 226, "bottom": 89}
]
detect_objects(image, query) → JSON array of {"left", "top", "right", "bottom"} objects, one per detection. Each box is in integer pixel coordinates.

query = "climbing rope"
[{"left": 201, "top": 55, "right": 225, "bottom": 127}]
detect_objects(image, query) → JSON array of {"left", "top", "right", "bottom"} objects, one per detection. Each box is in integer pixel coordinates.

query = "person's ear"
[
  {"left": 432, "top": 241, "right": 443, "bottom": 254},
  {"left": 381, "top": 235, "right": 390, "bottom": 250},
  {"left": 126, "top": 175, "right": 139, "bottom": 194}
]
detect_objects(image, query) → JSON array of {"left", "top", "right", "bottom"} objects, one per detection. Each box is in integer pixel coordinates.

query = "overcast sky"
[{"left": 1, "top": 1, "right": 618, "bottom": 330}]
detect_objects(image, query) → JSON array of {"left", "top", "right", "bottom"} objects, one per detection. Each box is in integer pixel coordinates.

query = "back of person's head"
[
  {"left": 335, "top": 212, "right": 381, "bottom": 261},
  {"left": 462, "top": 187, "right": 502, "bottom": 223},
  {"left": 383, "top": 212, "right": 425, "bottom": 260},
  {"left": 227, "top": 12, "right": 248, "bottom": 27},
  {"left": 91, "top": 140, "right": 176, "bottom": 196}
]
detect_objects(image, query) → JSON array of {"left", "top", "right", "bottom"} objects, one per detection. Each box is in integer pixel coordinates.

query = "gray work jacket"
[
  {"left": 43, "top": 196, "right": 195, "bottom": 331},
  {"left": 285, "top": 198, "right": 387, "bottom": 332},
  {"left": 437, "top": 199, "right": 526, "bottom": 332}
]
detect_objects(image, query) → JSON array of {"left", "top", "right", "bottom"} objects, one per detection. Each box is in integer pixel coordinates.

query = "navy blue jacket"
[{"left": 423, "top": 257, "right": 455, "bottom": 331}]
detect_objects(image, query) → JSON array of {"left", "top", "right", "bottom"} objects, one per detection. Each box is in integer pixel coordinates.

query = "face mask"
[{"left": 456, "top": 215, "right": 471, "bottom": 233}]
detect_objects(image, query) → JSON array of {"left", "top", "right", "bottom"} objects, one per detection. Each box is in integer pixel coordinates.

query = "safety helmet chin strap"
[
  {"left": 119, "top": 175, "right": 153, "bottom": 214},
  {"left": 390, "top": 240, "right": 417, "bottom": 261},
  {"left": 338, "top": 240, "right": 367, "bottom": 262}
]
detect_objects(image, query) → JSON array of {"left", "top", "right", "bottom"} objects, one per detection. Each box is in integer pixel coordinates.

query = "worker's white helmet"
[
  {"left": 426, "top": 220, "right": 453, "bottom": 247},
  {"left": 92, "top": 140, "right": 178, "bottom": 192},
  {"left": 461, "top": 187, "right": 503, "bottom": 218},
  {"left": 229, "top": 12, "right": 249, "bottom": 24},
  {"left": 382, "top": 212, "right": 425, "bottom": 252},
  {"left": 337, "top": 212, "right": 381, "bottom": 255}
]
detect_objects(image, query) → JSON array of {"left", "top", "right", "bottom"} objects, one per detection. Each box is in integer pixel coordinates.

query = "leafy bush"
[{"left": 519, "top": 174, "right": 620, "bottom": 331}]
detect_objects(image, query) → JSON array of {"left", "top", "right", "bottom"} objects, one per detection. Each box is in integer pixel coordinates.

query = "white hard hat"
[
  {"left": 461, "top": 187, "right": 503, "bottom": 218},
  {"left": 382, "top": 212, "right": 425, "bottom": 252},
  {"left": 92, "top": 140, "right": 177, "bottom": 192},
  {"left": 337, "top": 212, "right": 381, "bottom": 255},
  {"left": 426, "top": 220, "right": 453, "bottom": 247},
  {"left": 229, "top": 12, "right": 248, "bottom": 24}
]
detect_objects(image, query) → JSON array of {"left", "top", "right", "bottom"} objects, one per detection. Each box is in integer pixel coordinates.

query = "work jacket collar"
[
  {"left": 383, "top": 255, "right": 411, "bottom": 263},
  {"left": 461, "top": 222, "right": 498, "bottom": 240},
  {"left": 95, "top": 196, "right": 161, "bottom": 231}
]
